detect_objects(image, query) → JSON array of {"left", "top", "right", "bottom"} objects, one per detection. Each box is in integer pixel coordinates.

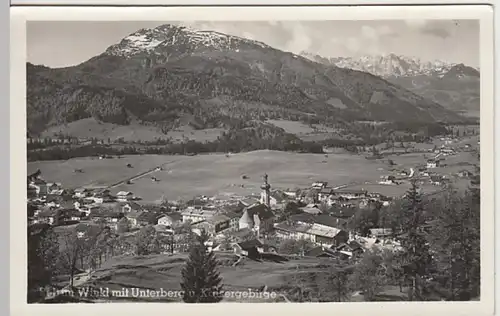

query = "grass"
[
  {"left": 28, "top": 144, "right": 479, "bottom": 202},
  {"left": 40, "top": 118, "right": 225, "bottom": 143},
  {"left": 29, "top": 150, "right": 390, "bottom": 202},
  {"left": 79, "top": 252, "right": 341, "bottom": 302},
  {"left": 266, "top": 119, "right": 342, "bottom": 141}
]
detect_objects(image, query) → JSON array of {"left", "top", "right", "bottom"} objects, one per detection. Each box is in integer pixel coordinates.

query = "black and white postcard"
[{"left": 10, "top": 4, "right": 495, "bottom": 316}]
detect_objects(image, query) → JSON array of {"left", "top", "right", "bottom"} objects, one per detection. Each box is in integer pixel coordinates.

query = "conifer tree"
[
  {"left": 180, "top": 230, "right": 223, "bottom": 303},
  {"left": 398, "top": 180, "right": 431, "bottom": 301}
]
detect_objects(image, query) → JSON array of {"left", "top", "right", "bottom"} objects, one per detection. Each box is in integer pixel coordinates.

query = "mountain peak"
[
  {"left": 105, "top": 24, "right": 271, "bottom": 58},
  {"left": 300, "top": 52, "right": 461, "bottom": 79}
]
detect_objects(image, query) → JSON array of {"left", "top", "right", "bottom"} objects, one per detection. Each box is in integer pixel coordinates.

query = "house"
[
  {"left": 90, "top": 210, "right": 124, "bottom": 229},
  {"left": 36, "top": 209, "right": 60, "bottom": 225},
  {"left": 317, "top": 188, "right": 334, "bottom": 203},
  {"left": 117, "top": 201, "right": 143, "bottom": 213},
  {"left": 331, "top": 189, "right": 367, "bottom": 200},
  {"left": 181, "top": 207, "right": 217, "bottom": 224},
  {"left": 426, "top": 159, "right": 439, "bottom": 169},
  {"left": 274, "top": 221, "right": 348, "bottom": 247},
  {"left": 59, "top": 209, "right": 85, "bottom": 223},
  {"left": 262, "top": 190, "right": 288, "bottom": 208},
  {"left": 238, "top": 203, "right": 276, "bottom": 236},
  {"left": 125, "top": 211, "right": 144, "bottom": 228},
  {"left": 368, "top": 228, "right": 393, "bottom": 239},
  {"left": 205, "top": 214, "right": 231, "bottom": 235},
  {"left": 311, "top": 181, "right": 328, "bottom": 189},
  {"left": 46, "top": 183, "right": 63, "bottom": 195},
  {"left": 157, "top": 213, "right": 182, "bottom": 228},
  {"left": 457, "top": 170, "right": 473, "bottom": 178},
  {"left": 29, "top": 179, "right": 48, "bottom": 196},
  {"left": 136, "top": 212, "right": 160, "bottom": 227},
  {"left": 221, "top": 211, "right": 240, "bottom": 232},
  {"left": 116, "top": 191, "right": 134, "bottom": 202},
  {"left": 77, "top": 203, "right": 100, "bottom": 216},
  {"left": 430, "top": 176, "right": 442, "bottom": 186},
  {"left": 301, "top": 204, "right": 322, "bottom": 215},
  {"left": 232, "top": 239, "right": 276, "bottom": 258},
  {"left": 305, "top": 246, "right": 338, "bottom": 258},
  {"left": 73, "top": 188, "right": 91, "bottom": 198}
]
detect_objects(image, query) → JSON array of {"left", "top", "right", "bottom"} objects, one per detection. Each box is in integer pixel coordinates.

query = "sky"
[{"left": 27, "top": 19, "right": 480, "bottom": 68}]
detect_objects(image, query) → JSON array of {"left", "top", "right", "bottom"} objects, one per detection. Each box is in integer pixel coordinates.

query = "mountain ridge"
[{"left": 27, "top": 24, "right": 467, "bottom": 139}]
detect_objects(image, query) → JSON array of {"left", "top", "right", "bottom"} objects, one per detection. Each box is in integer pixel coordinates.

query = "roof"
[
  {"left": 305, "top": 246, "right": 336, "bottom": 257},
  {"left": 222, "top": 211, "right": 241, "bottom": 219},
  {"left": 241, "top": 197, "right": 260, "bottom": 206},
  {"left": 319, "top": 188, "right": 333, "bottom": 194},
  {"left": 137, "top": 212, "right": 158, "bottom": 224},
  {"left": 116, "top": 191, "right": 133, "bottom": 196},
  {"left": 223, "top": 203, "right": 245, "bottom": 214},
  {"left": 74, "top": 188, "right": 88, "bottom": 193},
  {"left": 245, "top": 204, "right": 275, "bottom": 221},
  {"left": 38, "top": 209, "right": 58, "bottom": 217},
  {"left": 369, "top": 228, "right": 393, "bottom": 236},
  {"left": 126, "top": 210, "right": 144, "bottom": 219},
  {"left": 236, "top": 239, "right": 263, "bottom": 250},
  {"left": 118, "top": 201, "right": 142, "bottom": 210},
  {"left": 206, "top": 214, "right": 231, "bottom": 225},
  {"left": 90, "top": 210, "right": 123, "bottom": 218},
  {"left": 158, "top": 212, "right": 182, "bottom": 222},
  {"left": 332, "top": 189, "right": 367, "bottom": 195},
  {"left": 270, "top": 190, "right": 287, "bottom": 202},
  {"left": 325, "top": 206, "right": 356, "bottom": 219},
  {"left": 275, "top": 221, "right": 343, "bottom": 239}
]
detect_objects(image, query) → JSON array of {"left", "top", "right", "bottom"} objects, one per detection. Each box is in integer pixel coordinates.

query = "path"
[{"left": 104, "top": 160, "right": 179, "bottom": 191}]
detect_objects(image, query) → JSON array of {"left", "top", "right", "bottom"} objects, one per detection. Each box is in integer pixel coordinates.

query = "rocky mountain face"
[
  {"left": 301, "top": 52, "right": 480, "bottom": 117},
  {"left": 27, "top": 24, "right": 466, "bottom": 136}
]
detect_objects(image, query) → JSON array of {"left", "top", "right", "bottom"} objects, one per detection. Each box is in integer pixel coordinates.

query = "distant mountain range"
[
  {"left": 300, "top": 52, "right": 480, "bottom": 117},
  {"left": 27, "top": 24, "right": 468, "bottom": 139}
]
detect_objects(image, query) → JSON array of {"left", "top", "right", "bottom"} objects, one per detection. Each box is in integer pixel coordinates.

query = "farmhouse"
[
  {"left": 116, "top": 191, "right": 134, "bottom": 202},
  {"left": 274, "top": 221, "right": 348, "bottom": 247},
  {"left": 181, "top": 207, "right": 217, "bottom": 224},
  {"left": 426, "top": 159, "right": 439, "bottom": 169},
  {"left": 311, "top": 181, "right": 328, "bottom": 189},
  {"left": 368, "top": 228, "right": 393, "bottom": 239},
  {"left": 331, "top": 189, "right": 367, "bottom": 200},
  {"left": 221, "top": 211, "right": 241, "bottom": 232},
  {"left": 192, "top": 214, "right": 231, "bottom": 236},
  {"left": 157, "top": 213, "right": 182, "bottom": 228},
  {"left": 74, "top": 188, "right": 91, "bottom": 198},
  {"left": 117, "top": 201, "right": 143, "bottom": 213}
]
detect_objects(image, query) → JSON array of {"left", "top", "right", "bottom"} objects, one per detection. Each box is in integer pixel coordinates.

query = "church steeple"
[{"left": 260, "top": 173, "right": 271, "bottom": 207}]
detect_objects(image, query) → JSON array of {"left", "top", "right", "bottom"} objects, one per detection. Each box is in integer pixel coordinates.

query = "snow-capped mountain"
[
  {"left": 105, "top": 24, "right": 270, "bottom": 58},
  {"left": 300, "top": 52, "right": 474, "bottom": 79}
]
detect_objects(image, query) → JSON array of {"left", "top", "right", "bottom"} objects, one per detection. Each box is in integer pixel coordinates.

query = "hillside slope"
[
  {"left": 300, "top": 52, "right": 480, "bottom": 117},
  {"left": 27, "top": 24, "right": 466, "bottom": 137}
]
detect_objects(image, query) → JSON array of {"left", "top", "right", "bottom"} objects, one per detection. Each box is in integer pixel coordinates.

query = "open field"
[
  {"left": 76, "top": 252, "right": 345, "bottom": 302},
  {"left": 29, "top": 150, "right": 392, "bottom": 202},
  {"left": 40, "top": 118, "right": 225, "bottom": 143},
  {"left": 266, "top": 119, "right": 342, "bottom": 141},
  {"left": 28, "top": 145, "right": 478, "bottom": 202}
]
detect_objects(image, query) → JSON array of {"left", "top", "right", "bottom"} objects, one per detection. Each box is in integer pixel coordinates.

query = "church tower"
[{"left": 260, "top": 173, "right": 271, "bottom": 207}]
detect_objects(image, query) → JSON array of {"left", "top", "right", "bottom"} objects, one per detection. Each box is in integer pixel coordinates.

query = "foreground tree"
[
  {"left": 428, "top": 188, "right": 480, "bottom": 300},
  {"left": 397, "top": 181, "right": 432, "bottom": 301},
  {"left": 349, "top": 249, "right": 388, "bottom": 301},
  {"left": 28, "top": 225, "right": 60, "bottom": 302},
  {"left": 180, "top": 230, "right": 223, "bottom": 303}
]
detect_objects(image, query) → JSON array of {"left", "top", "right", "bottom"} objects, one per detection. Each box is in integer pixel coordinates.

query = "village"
[{"left": 27, "top": 133, "right": 480, "bottom": 269}]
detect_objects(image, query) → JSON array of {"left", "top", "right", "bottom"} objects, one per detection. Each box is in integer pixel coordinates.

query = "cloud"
[
  {"left": 405, "top": 19, "right": 453, "bottom": 39},
  {"left": 281, "top": 22, "right": 313, "bottom": 53}
]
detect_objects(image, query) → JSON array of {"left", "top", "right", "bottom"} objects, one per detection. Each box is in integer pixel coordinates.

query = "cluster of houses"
[{"left": 27, "top": 169, "right": 406, "bottom": 261}]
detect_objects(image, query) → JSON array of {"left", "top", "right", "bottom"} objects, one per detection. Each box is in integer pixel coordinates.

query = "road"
[{"left": 103, "top": 160, "right": 179, "bottom": 191}]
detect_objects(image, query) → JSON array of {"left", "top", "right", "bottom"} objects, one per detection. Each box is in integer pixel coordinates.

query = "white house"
[
  {"left": 181, "top": 207, "right": 217, "bottom": 224},
  {"left": 116, "top": 191, "right": 134, "bottom": 202}
]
